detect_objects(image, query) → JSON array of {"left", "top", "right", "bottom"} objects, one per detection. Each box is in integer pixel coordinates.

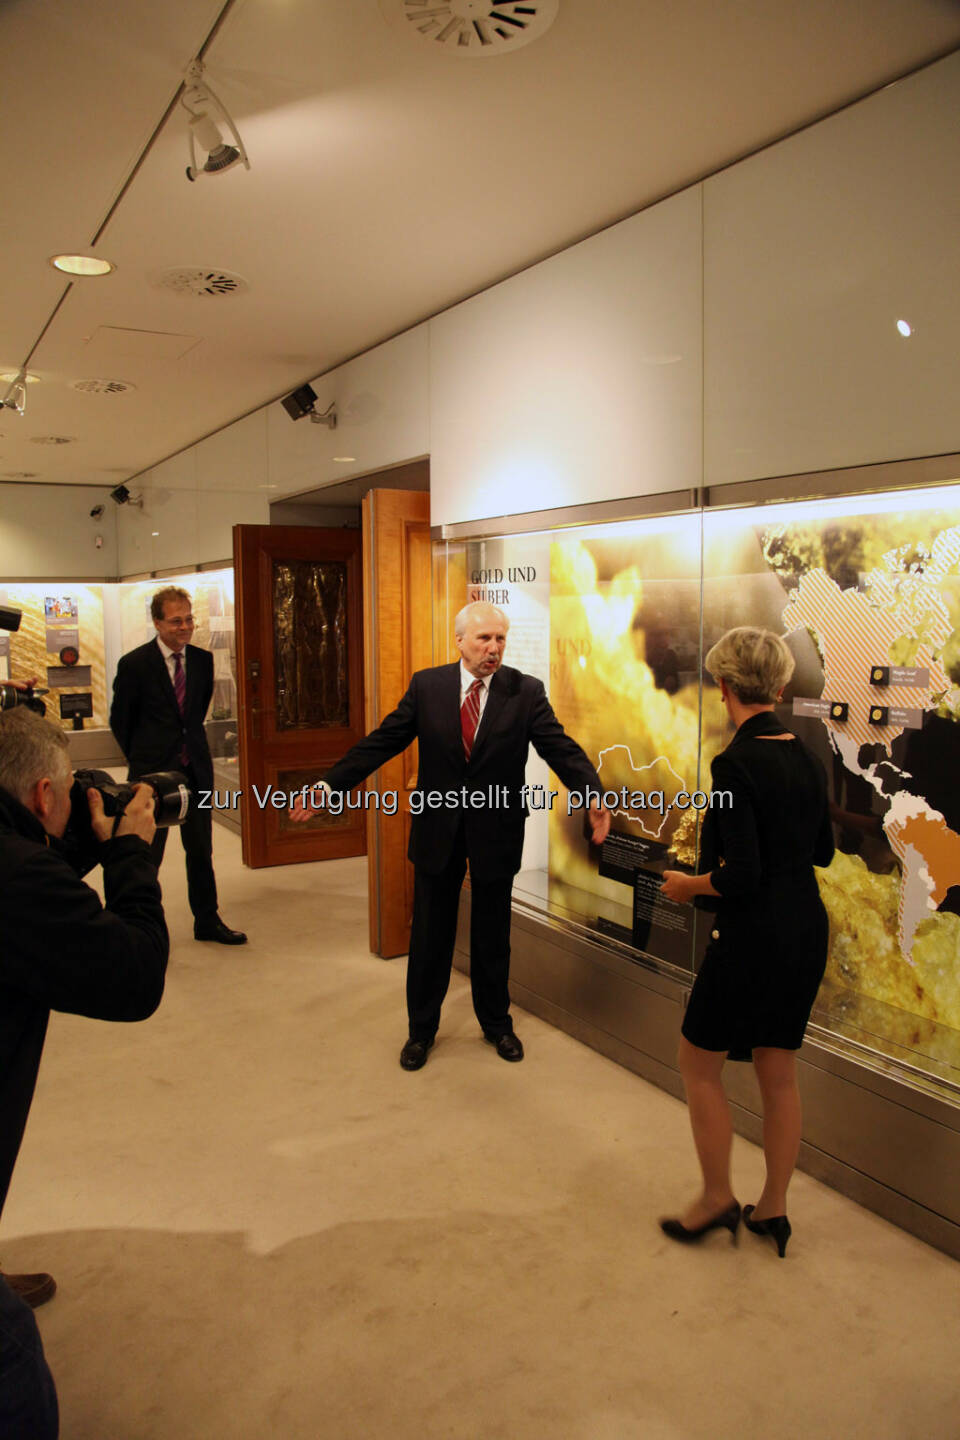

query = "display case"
[
  {"left": 434, "top": 470, "right": 960, "bottom": 1255},
  {"left": 1, "top": 571, "right": 239, "bottom": 816}
]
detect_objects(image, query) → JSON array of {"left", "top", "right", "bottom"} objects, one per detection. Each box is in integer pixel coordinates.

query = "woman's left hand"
[{"left": 661, "top": 869, "right": 694, "bottom": 903}]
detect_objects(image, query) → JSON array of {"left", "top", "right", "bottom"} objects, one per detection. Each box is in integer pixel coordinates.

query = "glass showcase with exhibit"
[{"left": 433, "top": 480, "right": 960, "bottom": 1098}]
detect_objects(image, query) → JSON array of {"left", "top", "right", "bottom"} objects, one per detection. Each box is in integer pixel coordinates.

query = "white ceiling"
[{"left": 2, "top": 0, "right": 959, "bottom": 489}]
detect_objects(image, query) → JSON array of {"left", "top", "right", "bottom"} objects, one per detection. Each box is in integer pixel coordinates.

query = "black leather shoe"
[
  {"left": 400, "top": 1037, "right": 433, "bottom": 1070},
  {"left": 194, "top": 917, "right": 248, "bottom": 945},
  {"left": 1, "top": 1270, "right": 57, "bottom": 1308},
  {"left": 484, "top": 1031, "right": 524, "bottom": 1062}
]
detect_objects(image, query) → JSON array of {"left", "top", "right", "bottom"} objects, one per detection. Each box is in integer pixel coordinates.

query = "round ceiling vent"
[
  {"left": 154, "top": 268, "right": 249, "bottom": 298},
  {"left": 379, "top": 0, "right": 559, "bottom": 57},
  {"left": 30, "top": 435, "right": 77, "bottom": 445},
  {"left": 71, "top": 378, "right": 137, "bottom": 396}
]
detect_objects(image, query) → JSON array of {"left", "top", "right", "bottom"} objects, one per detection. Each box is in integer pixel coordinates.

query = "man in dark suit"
[
  {"left": 291, "top": 601, "right": 609, "bottom": 1067},
  {"left": 110, "top": 586, "right": 247, "bottom": 945}
]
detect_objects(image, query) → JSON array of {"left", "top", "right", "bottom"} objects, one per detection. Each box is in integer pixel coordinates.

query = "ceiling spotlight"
[
  {"left": 49, "top": 254, "right": 115, "bottom": 277},
  {"left": 281, "top": 383, "right": 338, "bottom": 429},
  {"left": 89, "top": 504, "right": 105, "bottom": 519},
  {"left": 1, "top": 368, "right": 28, "bottom": 416},
  {"left": 181, "top": 59, "right": 250, "bottom": 183}
]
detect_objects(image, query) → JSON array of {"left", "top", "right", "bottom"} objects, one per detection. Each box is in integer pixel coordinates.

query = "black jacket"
[
  {"left": 324, "top": 663, "right": 601, "bottom": 882},
  {"left": 110, "top": 639, "right": 214, "bottom": 789},
  {"left": 0, "top": 786, "right": 168, "bottom": 1219}
]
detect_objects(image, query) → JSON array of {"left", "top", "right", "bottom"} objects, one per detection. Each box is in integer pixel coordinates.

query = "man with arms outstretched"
[{"left": 292, "top": 602, "right": 609, "bottom": 1068}]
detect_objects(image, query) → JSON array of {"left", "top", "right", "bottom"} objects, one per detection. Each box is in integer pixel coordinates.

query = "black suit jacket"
[
  {"left": 110, "top": 639, "right": 214, "bottom": 790},
  {"left": 324, "top": 663, "right": 601, "bottom": 882}
]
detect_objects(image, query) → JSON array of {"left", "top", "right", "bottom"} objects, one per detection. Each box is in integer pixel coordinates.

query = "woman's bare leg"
[
  {"left": 675, "top": 1036, "right": 736, "bottom": 1226},
  {"left": 751, "top": 1046, "right": 801, "bottom": 1217}
]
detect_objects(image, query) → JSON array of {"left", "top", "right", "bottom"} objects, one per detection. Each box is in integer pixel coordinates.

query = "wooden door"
[
  {"left": 362, "top": 488, "right": 432, "bottom": 956},
  {"left": 234, "top": 524, "right": 365, "bottom": 868}
]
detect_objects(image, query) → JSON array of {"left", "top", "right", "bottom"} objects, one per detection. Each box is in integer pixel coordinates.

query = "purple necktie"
[
  {"left": 173, "top": 652, "right": 188, "bottom": 765},
  {"left": 461, "top": 679, "right": 483, "bottom": 760},
  {"left": 173, "top": 651, "right": 186, "bottom": 714}
]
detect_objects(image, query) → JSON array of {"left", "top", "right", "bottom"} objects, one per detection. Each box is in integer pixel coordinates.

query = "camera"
[
  {"left": 57, "top": 768, "right": 191, "bottom": 876},
  {"left": 72, "top": 768, "right": 191, "bottom": 831},
  {"left": 0, "top": 683, "right": 46, "bottom": 716}
]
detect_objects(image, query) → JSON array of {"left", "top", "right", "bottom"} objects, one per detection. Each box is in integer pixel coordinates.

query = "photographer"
[{"left": 0, "top": 709, "right": 168, "bottom": 1439}]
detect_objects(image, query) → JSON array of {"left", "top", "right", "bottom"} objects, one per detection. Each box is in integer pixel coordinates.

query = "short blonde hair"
[{"left": 704, "top": 627, "right": 794, "bottom": 704}]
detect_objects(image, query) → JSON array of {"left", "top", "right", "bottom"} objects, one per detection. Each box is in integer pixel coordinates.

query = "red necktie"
[{"left": 461, "top": 679, "right": 483, "bottom": 760}]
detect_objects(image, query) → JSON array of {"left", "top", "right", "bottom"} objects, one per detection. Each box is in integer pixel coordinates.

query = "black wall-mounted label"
[
  {"left": 600, "top": 828, "right": 669, "bottom": 888},
  {"left": 633, "top": 867, "right": 693, "bottom": 965}
]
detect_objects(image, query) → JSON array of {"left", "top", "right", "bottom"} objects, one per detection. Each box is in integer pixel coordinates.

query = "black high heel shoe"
[
  {"left": 742, "top": 1204, "right": 791, "bottom": 1258},
  {"left": 659, "top": 1200, "right": 741, "bottom": 1245}
]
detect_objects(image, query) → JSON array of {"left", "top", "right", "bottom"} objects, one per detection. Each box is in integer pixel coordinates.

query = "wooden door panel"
[
  {"left": 234, "top": 524, "right": 366, "bottom": 868},
  {"left": 362, "top": 488, "right": 431, "bottom": 957}
]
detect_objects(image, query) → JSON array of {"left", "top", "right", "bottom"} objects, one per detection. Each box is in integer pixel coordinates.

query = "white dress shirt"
[
  {"left": 459, "top": 662, "right": 493, "bottom": 724},
  {"left": 156, "top": 635, "right": 187, "bottom": 686}
]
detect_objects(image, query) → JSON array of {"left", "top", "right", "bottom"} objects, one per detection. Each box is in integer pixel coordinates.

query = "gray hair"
[
  {"left": 454, "top": 601, "right": 510, "bottom": 638},
  {"left": 704, "top": 627, "right": 795, "bottom": 704},
  {"left": 0, "top": 708, "right": 71, "bottom": 803}
]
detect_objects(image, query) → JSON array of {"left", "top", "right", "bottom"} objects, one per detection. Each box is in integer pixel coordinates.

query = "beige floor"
[{"left": 4, "top": 827, "right": 958, "bottom": 1439}]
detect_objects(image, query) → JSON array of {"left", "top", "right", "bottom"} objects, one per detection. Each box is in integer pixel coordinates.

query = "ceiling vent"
[
  {"left": 154, "top": 267, "right": 249, "bottom": 298},
  {"left": 71, "top": 378, "right": 137, "bottom": 397},
  {"left": 380, "top": 0, "right": 559, "bottom": 57},
  {"left": 30, "top": 435, "right": 76, "bottom": 445}
]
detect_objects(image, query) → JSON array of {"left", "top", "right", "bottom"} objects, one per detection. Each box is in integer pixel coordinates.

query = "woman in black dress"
[{"left": 660, "top": 628, "right": 834, "bottom": 1256}]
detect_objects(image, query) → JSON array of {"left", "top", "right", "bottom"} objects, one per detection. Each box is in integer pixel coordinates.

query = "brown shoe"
[{"left": 2, "top": 1270, "right": 57, "bottom": 1308}]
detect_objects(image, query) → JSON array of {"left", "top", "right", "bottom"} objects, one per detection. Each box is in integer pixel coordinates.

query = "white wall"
[
  {"left": 703, "top": 50, "right": 960, "bottom": 485},
  {"left": 429, "top": 186, "right": 703, "bottom": 527},
  {"left": 0, "top": 482, "right": 118, "bottom": 577},
  {"left": 61, "top": 49, "right": 960, "bottom": 575}
]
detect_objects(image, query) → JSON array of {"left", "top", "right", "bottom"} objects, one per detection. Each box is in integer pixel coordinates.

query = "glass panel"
[
  {"left": 273, "top": 560, "right": 348, "bottom": 730},
  {"left": 435, "top": 476, "right": 960, "bottom": 1093},
  {"left": 448, "top": 516, "right": 705, "bottom": 980},
  {"left": 703, "top": 485, "right": 960, "bottom": 1087}
]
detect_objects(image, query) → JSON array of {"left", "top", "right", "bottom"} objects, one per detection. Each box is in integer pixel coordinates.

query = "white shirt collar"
[
  {"left": 156, "top": 635, "right": 185, "bottom": 663},
  {"left": 459, "top": 661, "right": 492, "bottom": 696}
]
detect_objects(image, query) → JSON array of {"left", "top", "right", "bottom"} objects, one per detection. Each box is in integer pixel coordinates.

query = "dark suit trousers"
[
  {"left": 406, "top": 825, "right": 514, "bottom": 1040},
  {"left": 150, "top": 763, "right": 218, "bottom": 923}
]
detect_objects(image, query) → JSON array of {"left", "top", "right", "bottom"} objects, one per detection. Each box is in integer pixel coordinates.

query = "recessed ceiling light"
[
  {"left": 152, "top": 532, "right": 160, "bottom": 537},
  {"left": 49, "top": 254, "right": 116, "bottom": 277},
  {"left": 896, "top": 319, "right": 913, "bottom": 337},
  {"left": 333, "top": 456, "right": 356, "bottom": 463}
]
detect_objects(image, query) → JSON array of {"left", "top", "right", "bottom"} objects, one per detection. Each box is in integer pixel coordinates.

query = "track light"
[
  {"left": 181, "top": 60, "right": 250, "bottom": 183},
  {"left": 2, "top": 368, "right": 28, "bottom": 416}
]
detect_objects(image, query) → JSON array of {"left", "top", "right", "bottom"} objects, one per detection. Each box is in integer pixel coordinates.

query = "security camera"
[
  {"left": 281, "top": 384, "right": 319, "bottom": 421},
  {"left": 89, "top": 503, "right": 105, "bottom": 519},
  {"left": 280, "top": 383, "right": 336, "bottom": 429},
  {"left": 110, "top": 484, "right": 131, "bottom": 505}
]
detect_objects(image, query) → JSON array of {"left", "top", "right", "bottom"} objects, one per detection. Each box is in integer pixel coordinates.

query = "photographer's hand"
[{"left": 88, "top": 784, "right": 157, "bottom": 846}]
